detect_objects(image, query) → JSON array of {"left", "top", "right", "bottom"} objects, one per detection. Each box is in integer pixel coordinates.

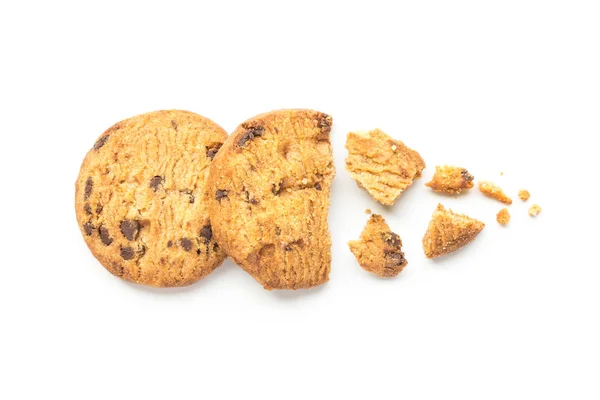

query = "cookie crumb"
[
  {"left": 500, "top": 172, "right": 504, "bottom": 176},
  {"left": 518, "top": 189, "right": 530, "bottom": 201},
  {"left": 528, "top": 204, "right": 542, "bottom": 217},
  {"left": 478, "top": 181, "right": 513, "bottom": 204},
  {"left": 425, "top": 165, "right": 475, "bottom": 194},
  {"left": 496, "top": 208, "right": 510, "bottom": 225},
  {"left": 348, "top": 214, "right": 407, "bottom": 278},
  {"left": 365, "top": 208, "right": 372, "bottom": 214}
]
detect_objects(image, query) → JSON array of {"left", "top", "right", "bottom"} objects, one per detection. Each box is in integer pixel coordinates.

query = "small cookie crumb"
[
  {"left": 528, "top": 204, "right": 542, "bottom": 217},
  {"left": 518, "top": 189, "right": 530, "bottom": 201},
  {"left": 425, "top": 165, "right": 475, "bottom": 194},
  {"left": 365, "top": 208, "right": 372, "bottom": 214},
  {"left": 391, "top": 145, "right": 397, "bottom": 151},
  {"left": 500, "top": 172, "right": 504, "bottom": 176},
  {"left": 496, "top": 208, "right": 510, "bottom": 225},
  {"left": 478, "top": 181, "right": 513, "bottom": 204}
]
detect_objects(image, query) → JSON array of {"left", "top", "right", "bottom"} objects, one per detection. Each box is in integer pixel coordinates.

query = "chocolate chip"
[
  {"left": 213, "top": 242, "right": 219, "bottom": 251},
  {"left": 215, "top": 190, "right": 228, "bottom": 201},
  {"left": 384, "top": 250, "right": 406, "bottom": 268},
  {"left": 237, "top": 125, "right": 264, "bottom": 147},
  {"left": 250, "top": 198, "right": 259, "bottom": 205},
  {"left": 93, "top": 135, "right": 110, "bottom": 150},
  {"left": 315, "top": 182, "right": 322, "bottom": 191},
  {"left": 206, "top": 144, "right": 223, "bottom": 160},
  {"left": 271, "top": 183, "right": 281, "bottom": 196},
  {"left": 200, "top": 225, "right": 212, "bottom": 243},
  {"left": 171, "top": 120, "right": 178, "bottom": 130},
  {"left": 96, "top": 204, "right": 103, "bottom": 214},
  {"left": 317, "top": 113, "right": 332, "bottom": 135},
  {"left": 149, "top": 176, "right": 164, "bottom": 191},
  {"left": 384, "top": 232, "right": 402, "bottom": 247},
  {"left": 180, "top": 238, "right": 193, "bottom": 252},
  {"left": 181, "top": 189, "right": 194, "bottom": 204},
  {"left": 461, "top": 169, "right": 474, "bottom": 182},
  {"left": 167, "top": 240, "right": 173, "bottom": 248},
  {"left": 84, "top": 177, "right": 93, "bottom": 200},
  {"left": 84, "top": 203, "right": 92, "bottom": 215},
  {"left": 243, "top": 190, "right": 259, "bottom": 205},
  {"left": 83, "top": 221, "right": 95, "bottom": 236},
  {"left": 98, "top": 225, "right": 113, "bottom": 246},
  {"left": 120, "top": 246, "right": 135, "bottom": 260},
  {"left": 120, "top": 219, "right": 140, "bottom": 241}
]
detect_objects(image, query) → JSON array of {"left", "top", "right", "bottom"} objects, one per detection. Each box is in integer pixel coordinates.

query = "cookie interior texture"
[
  {"left": 425, "top": 165, "right": 474, "bottom": 194},
  {"left": 345, "top": 129, "right": 426, "bottom": 205},
  {"left": 75, "top": 110, "right": 228, "bottom": 287},
  {"left": 422, "top": 204, "right": 485, "bottom": 258},
  {"left": 348, "top": 214, "right": 408, "bottom": 278},
  {"left": 208, "top": 109, "right": 335, "bottom": 290}
]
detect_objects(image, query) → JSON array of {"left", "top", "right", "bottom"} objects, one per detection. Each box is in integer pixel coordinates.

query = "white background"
[{"left": 1, "top": 1, "right": 599, "bottom": 399}]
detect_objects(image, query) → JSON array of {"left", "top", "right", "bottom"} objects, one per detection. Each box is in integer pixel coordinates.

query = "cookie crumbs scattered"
[
  {"left": 528, "top": 204, "right": 542, "bottom": 217},
  {"left": 425, "top": 165, "right": 475, "bottom": 194},
  {"left": 478, "top": 181, "right": 513, "bottom": 204},
  {"left": 496, "top": 208, "right": 510, "bottom": 225},
  {"left": 518, "top": 189, "right": 530, "bottom": 201},
  {"left": 365, "top": 209, "right": 372, "bottom": 214}
]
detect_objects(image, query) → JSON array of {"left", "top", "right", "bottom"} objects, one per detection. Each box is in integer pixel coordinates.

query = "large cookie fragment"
[
  {"left": 348, "top": 214, "right": 408, "bottom": 278},
  {"left": 208, "top": 109, "right": 335, "bottom": 290},
  {"left": 75, "top": 110, "right": 228, "bottom": 287},
  {"left": 345, "top": 129, "right": 425, "bottom": 205},
  {"left": 422, "top": 204, "right": 485, "bottom": 258}
]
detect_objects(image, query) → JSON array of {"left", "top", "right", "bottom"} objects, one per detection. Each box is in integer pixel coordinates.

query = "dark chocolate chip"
[
  {"left": 120, "top": 219, "right": 140, "bottom": 241},
  {"left": 84, "top": 203, "right": 92, "bottom": 215},
  {"left": 180, "top": 238, "right": 193, "bottom": 252},
  {"left": 384, "top": 250, "right": 406, "bottom": 268},
  {"left": 317, "top": 113, "right": 332, "bottom": 135},
  {"left": 206, "top": 144, "right": 223, "bottom": 160},
  {"left": 84, "top": 177, "right": 93, "bottom": 200},
  {"left": 384, "top": 232, "right": 402, "bottom": 247},
  {"left": 215, "top": 190, "right": 228, "bottom": 201},
  {"left": 250, "top": 198, "right": 259, "bottom": 205},
  {"left": 120, "top": 246, "right": 135, "bottom": 260},
  {"left": 271, "top": 183, "right": 281, "bottom": 196},
  {"left": 96, "top": 204, "right": 103, "bottom": 214},
  {"left": 461, "top": 169, "right": 474, "bottom": 182},
  {"left": 315, "top": 182, "right": 322, "bottom": 191},
  {"left": 181, "top": 189, "right": 195, "bottom": 204},
  {"left": 171, "top": 120, "right": 178, "bottom": 130},
  {"left": 237, "top": 125, "right": 264, "bottom": 147},
  {"left": 93, "top": 135, "right": 110, "bottom": 150},
  {"left": 213, "top": 242, "right": 219, "bottom": 251},
  {"left": 99, "top": 225, "right": 113, "bottom": 246},
  {"left": 167, "top": 240, "right": 173, "bottom": 248},
  {"left": 199, "top": 225, "right": 212, "bottom": 243},
  {"left": 83, "top": 221, "right": 95, "bottom": 236},
  {"left": 149, "top": 176, "right": 164, "bottom": 191}
]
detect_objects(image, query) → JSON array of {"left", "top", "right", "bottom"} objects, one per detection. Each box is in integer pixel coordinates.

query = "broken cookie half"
[
  {"left": 349, "top": 214, "right": 408, "bottom": 277},
  {"left": 422, "top": 204, "right": 485, "bottom": 258},
  {"left": 345, "top": 129, "right": 425, "bottom": 205}
]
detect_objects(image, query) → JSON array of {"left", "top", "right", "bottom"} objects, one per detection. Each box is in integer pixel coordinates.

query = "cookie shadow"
[{"left": 122, "top": 260, "right": 233, "bottom": 295}]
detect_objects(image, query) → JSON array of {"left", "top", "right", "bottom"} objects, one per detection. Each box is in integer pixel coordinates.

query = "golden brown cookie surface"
[
  {"left": 208, "top": 109, "right": 335, "bottom": 290},
  {"left": 425, "top": 165, "right": 474, "bottom": 194},
  {"left": 422, "top": 204, "right": 485, "bottom": 258},
  {"left": 75, "top": 110, "right": 228, "bottom": 287},
  {"left": 348, "top": 214, "right": 407, "bottom": 278},
  {"left": 345, "top": 129, "right": 425, "bottom": 205},
  {"left": 479, "top": 181, "right": 513, "bottom": 204}
]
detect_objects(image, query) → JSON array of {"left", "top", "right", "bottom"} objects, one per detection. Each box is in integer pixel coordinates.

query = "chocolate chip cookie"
[
  {"left": 348, "top": 214, "right": 408, "bottom": 278},
  {"left": 75, "top": 110, "right": 228, "bottom": 287},
  {"left": 208, "top": 109, "right": 335, "bottom": 290}
]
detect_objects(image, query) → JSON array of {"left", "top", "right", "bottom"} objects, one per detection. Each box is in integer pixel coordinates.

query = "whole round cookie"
[
  {"left": 75, "top": 110, "right": 228, "bottom": 287},
  {"left": 208, "top": 109, "right": 335, "bottom": 290}
]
